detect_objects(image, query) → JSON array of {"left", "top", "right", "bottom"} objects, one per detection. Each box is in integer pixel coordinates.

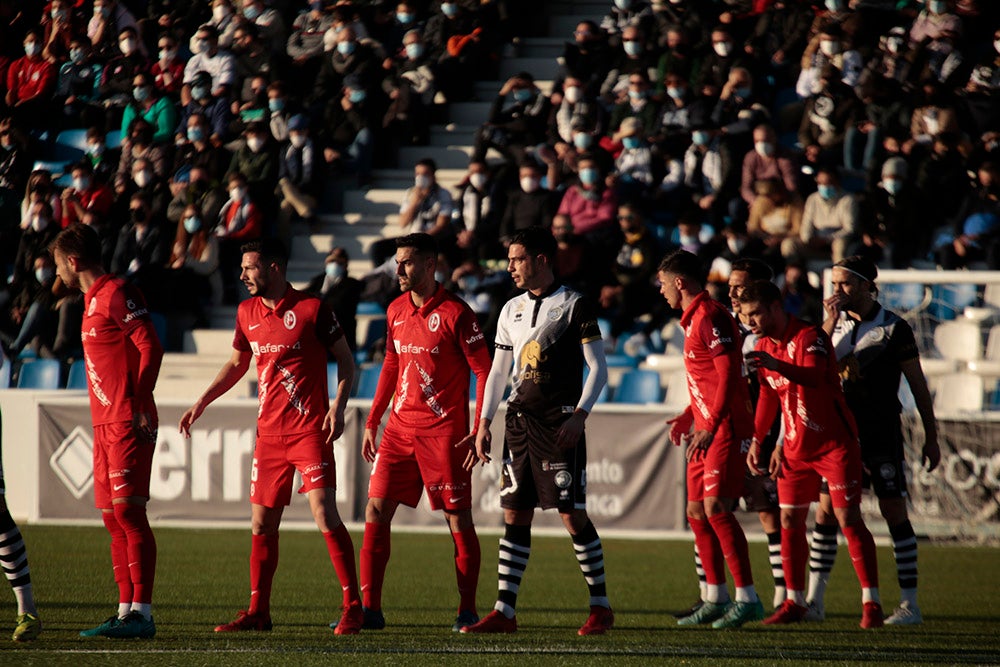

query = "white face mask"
[
  {"left": 470, "top": 173, "right": 488, "bottom": 190},
  {"left": 564, "top": 86, "right": 582, "bottom": 104},
  {"left": 230, "top": 186, "right": 246, "bottom": 201},
  {"left": 213, "top": 5, "right": 231, "bottom": 22},
  {"left": 994, "top": 39, "right": 1000, "bottom": 55},
  {"left": 520, "top": 177, "right": 540, "bottom": 193},
  {"left": 727, "top": 236, "right": 746, "bottom": 255},
  {"left": 119, "top": 39, "right": 136, "bottom": 55},
  {"left": 289, "top": 133, "right": 307, "bottom": 149},
  {"left": 31, "top": 215, "right": 49, "bottom": 233},
  {"left": 755, "top": 141, "right": 775, "bottom": 157},
  {"left": 246, "top": 136, "right": 264, "bottom": 152},
  {"left": 134, "top": 170, "right": 152, "bottom": 187},
  {"left": 819, "top": 39, "right": 839, "bottom": 56},
  {"left": 35, "top": 267, "right": 54, "bottom": 284},
  {"left": 415, "top": 174, "right": 432, "bottom": 189},
  {"left": 713, "top": 41, "right": 732, "bottom": 57}
]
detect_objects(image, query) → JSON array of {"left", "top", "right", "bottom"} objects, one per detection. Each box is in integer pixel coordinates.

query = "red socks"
[
  {"left": 112, "top": 504, "right": 157, "bottom": 604},
  {"left": 688, "top": 517, "right": 725, "bottom": 586},
  {"left": 249, "top": 533, "right": 279, "bottom": 615},
  {"left": 708, "top": 512, "right": 755, "bottom": 588},
  {"left": 452, "top": 526, "right": 480, "bottom": 614},
  {"left": 781, "top": 524, "right": 808, "bottom": 592},
  {"left": 842, "top": 522, "right": 879, "bottom": 589},
  {"left": 323, "top": 524, "right": 361, "bottom": 607},
  {"left": 360, "top": 521, "right": 391, "bottom": 610},
  {"left": 102, "top": 511, "right": 132, "bottom": 605}
]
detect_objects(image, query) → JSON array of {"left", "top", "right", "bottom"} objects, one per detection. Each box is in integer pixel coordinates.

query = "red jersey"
[
  {"left": 6, "top": 56, "right": 56, "bottom": 103},
  {"left": 81, "top": 274, "right": 162, "bottom": 425},
  {"left": 367, "top": 284, "right": 491, "bottom": 437},
  {"left": 234, "top": 285, "right": 343, "bottom": 436},
  {"left": 680, "top": 291, "right": 753, "bottom": 434},
  {"left": 753, "top": 316, "right": 858, "bottom": 459}
]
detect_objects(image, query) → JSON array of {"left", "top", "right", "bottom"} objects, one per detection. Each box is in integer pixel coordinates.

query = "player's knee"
[
  {"left": 365, "top": 498, "right": 396, "bottom": 524},
  {"left": 878, "top": 497, "right": 908, "bottom": 526},
  {"left": 702, "top": 497, "right": 727, "bottom": 517},
  {"left": 686, "top": 501, "right": 707, "bottom": 521},
  {"left": 779, "top": 510, "right": 800, "bottom": 531},
  {"left": 445, "top": 509, "right": 473, "bottom": 532},
  {"left": 560, "top": 509, "right": 589, "bottom": 535},
  {"left": 834, "top": 504, "right": 863, "bottom": 529}
]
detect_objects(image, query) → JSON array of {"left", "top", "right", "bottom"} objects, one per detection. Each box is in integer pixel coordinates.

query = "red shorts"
[
  {"left": 367, "top": 427, "right": 471, "bottom": 511},
  {"left": 778, "top": 441, "right": 862, "bottom": 509},
  {"left": 251, "top": 432, "right": 336, "bottom": 508},
  {"left": 686, "top": 420, "right": 750, "bottom": 503},
  {"left": 93, "top": 421, "right": 154, "bottom": 510}
]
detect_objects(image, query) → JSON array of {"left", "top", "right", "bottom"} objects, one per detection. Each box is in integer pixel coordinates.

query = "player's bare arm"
[
  {"left": 323, "top": 336, "right": 356, "bottom": 444},
  {"left": 821, "top": 293, "right": 846, "bottom": 336},
  {"left": 900, "top": 357, "right": 941, "bottom": 471},
  {"left": 179, "top": 349, "right": 251, "bottom": 437},
  {"left": 362, "top": 427, "right": 379, "bottom": 463},
  {"left": 747, "top": 438, "right": 762, "bottom": 474},
  {"left": 464, "top": 418, "right": 493, "bottom": 471},
  {"left": 667, "top": 408, "right": 693, "bottom": 446},
  {"left": 556, "top": 409, "right": 587, "bottom": 450},
  {"left": 768, "top": 444, "right": 783, "bottom": 480}
]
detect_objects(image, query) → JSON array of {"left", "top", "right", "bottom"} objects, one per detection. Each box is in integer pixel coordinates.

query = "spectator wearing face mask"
[
  {"left": 710, "top": 67, "right": 769, "bottom": 154},
  {"left": 500, "top": 160, "right": 554, "bottom": 244},
  {"left": 61, "top": 161, "right": 114, "bottom": 231},
  {"left": 313, "top": 24, "right": 380, "bottom": 107},
  {"left": 167, "top": 203, "right": 222, "bottom": 314},
  {"left": 151, "top": 34, "right": 185, "bottom": 97},
  {"left": 229, "top": 24, "right": 275, "bottom": 122},
  {"left": 611, "top": 117, "right": 655, "bottom": 202},
  {"left": 178, "top": 70, "right": 233, "bottom": 146},
  {"left": 98, "top": 27, "right": 150, "bottom": 123},
  {"left": 182, "top": 24, "right": 236, "bottom": 107},
  {"left": 199, "top": 0, "right": 239, "bottom": 53},
  {"left": 88, "top": 0, "right": 142, "bottom": 61},
  {"left": 607, "top": 71, "right": 659, "bottom": 139},
  {"left": 651, "top": 72, "right": 708, "bottom": 157},
  {"left": 120, "top": 71, "right": 178, "bottom": 145},
  {"left": 556, "top": 21, "right": 612, "bottom": 99},
  {"left": 695, "top": 26, "right": 749, "bottom": 99},
  {"left": 6, "top": 29, "right": 58, "bottom": 127},
  {"left": 747, "top": 177, "right": 804, "bottom": 270},
  {"left": 798, "top": 64, "right": 861, "bottom": 169},
  {"left": 12, "top": 201, "right": 60, "bottom": 291},
  {"left": 318, "top": 73, "right": 375, "bottom": 187},
  {"left": 166, "top": 166, "right": 225, "bottom": 230},
  {"left": 799, "top": 166, "right": 858, "bottom": 263},
  {"left": 600, "top": 0, "right": 654, "bottom": 51},
  {"left": 277, "top": 114, "right": 320, "bottom": 235},
  {"left": 909, "top": 0, "right": 962, "bottom": 61},
  {"left": 797, "top": 22, "right": 863, "bottom": 99},
  {"left": 601, "top": 25, "right": 658, "bottom": 104},
  {"left": 287, "top": 0, "right": 336, "bottom": 91},
  {"left": 423, "top": 1, "right": 488, "bottom": 102},
  {"left": 111, "top": 193, "right": 168, "bottom": 285},
  {"left": 173, "top": 113, "right": 230, "bottom": 183},
  {"left": 54, "top": 37, "right": 105, "bottom": 130},
  {"left": 216, "top": 171, "right": 263, "bottom": 303},
  {"left": 653, "top": 24, "right": 698, "bottom": 86},
  {"left": 382, "top": 28, "right": 437, "bottom": 147},
  {"left": 305, "top": 246, "right": 362, "bottom": 352},
  {"left": 228, "top": 121, "right": 277, "bottom": 210},
  {"left": 240, "top": 0, "right": 286, "bottom": 57},
  {"left": 42, "top": 0, "right": 86, "bottom": 64},
  {"left": 453, "top": 160, "right": 500, "bottom": 261},
  {"left": 741, "top": 124, "right": 799, "bottom": 209},
  {"left": 857, "top": 157, "right": 925, "bottom": 268},
  {"left": 863, "top": 26, "right": 920, "bottom": 92},
  {"left": 556, "top": 155, "right": 618, "bottom": 247},
  {"left": 115, "top": 119, "right": 168, "bottom": 196},
  {"left": 4, "top": 252, "right": 83, "bottom": 363},
  {"left": 683, "top": 121, "right": 742, "bottom": 229},
  {"left": 472, "top": 72, "right": 551, "bottom": 169},
  {"left": 549, "top": 76, "right": 606, "bottom": 148},
  {"left": 806, "top": 0, "right": 863, "bottom": 46}
]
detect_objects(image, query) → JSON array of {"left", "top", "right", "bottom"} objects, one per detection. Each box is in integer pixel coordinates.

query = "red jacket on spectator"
[
  {"left": 6, "top": 55, "right": 57, "bottom": 105},
  {"left": 217, "top": 198, "right": 262, "bottom": 241},
  {"left": 557, "top": 184, "right": 617, "bottom": 236},
  {"left": 151, "top": 58, "right": 184, "bottom": 95},
  {"left": 61, "top": 183, "right": 114, "bottom": 228}
]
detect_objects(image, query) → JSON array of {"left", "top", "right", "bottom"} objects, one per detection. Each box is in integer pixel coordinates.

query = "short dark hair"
[
  {"left": 510, "top": 226, "right": 557, "bottom": 263},
  {"left": 52, "top": 223, "right": 102, "bottom": 266},
  {"left": 731, "top": 257, "right": 773, "bottom": 281},
  {"left": 737, "top": 279, "right": 782, "bottom": 307},
  {"left": 241, "top": 237, "right": 288, "bottom": 272},
  {"left": 416, "top": 157, "right": 437, "bottom": 172},
  {"left": 657, "top": 249, "right": 704, "bottom": 285},
  {"left": 395, "top": 232, "right": 438, "bottom": 257}
]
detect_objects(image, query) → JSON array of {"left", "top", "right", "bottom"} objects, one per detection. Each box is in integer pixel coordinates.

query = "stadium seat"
[
  {"left": 66, "top": 359, "right": 87, "bottom": 390},
  {"left": 928, "top": 283, "right": 980, "bottom": 321},
  {"left": 353, "top": 363, "right": 383, "bottom": 399},
  {"left": 881, "top": 283, "right": 929, "bottom": 315},
  {"left": 613, "top": 369, "right": 662, "bottom": 404},
  {"left": 605, "top": 354, "right": 639, "bottom": 369},
  {"left": 106, "top": 130, "right": 123, "bottom": 150},
  {"left": 52, "top": 129, "right": 88, "bottom": 162},
  {"left": 355, "top": 318, "right": 386, "bottom": 364},
  {"left": 356, "top": 301, "right": 386, "bottom": 316},
  {"left": 933, "top": 373, "right": 984, "bottom": 413},
  {"left": 149, "top": 312, "right": 168, "bottom": 347},
  {"left": 32, "top": 159, "right": 72, "bottom": 177},
  {"left": 933, "top": 320, "right": 983, "bottom": 362},
  {"left": 327, "top": 362, "right": 339, "bottom": 398},
  {"left": 16, "top": 359, "right": 61, "bottom": 390},
  {"left": 642, "top": 353, "right": 686, "bottom": 373}
]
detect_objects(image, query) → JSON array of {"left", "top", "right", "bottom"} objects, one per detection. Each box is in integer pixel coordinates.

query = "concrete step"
[
  {"left": 184, "top": 328, "right": 238, "bottom": 355},
  {"left": 428, "top": 124, "right": 478, "bottom": 148},
  {"left": 397, "top": 145, "right": 473, "bottom": 171},
  {"left": 516, "top": 37, "right": 566, "bottom": 59},
  {"left": 343, "top": 187, "right": 405, "bottom": 218},
  {"left": 472, "top": 80, "right": 553, "bottom": 100},
  {"left": 447, "top": 101, "right": 493, "bottom": 126},
  {"left": 498, "top": 57, "right": 561, "bottom": 83},
  {"left": 371, "top": 167, "right": 467, "bottom": 187},
  {"left": 154, "top": 375, "right": 254, "bottom": 401}
]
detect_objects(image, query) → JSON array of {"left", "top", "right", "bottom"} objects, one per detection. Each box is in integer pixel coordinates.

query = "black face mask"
[{"left": 131, "top": 208, "right": 147, "bottom": 222}]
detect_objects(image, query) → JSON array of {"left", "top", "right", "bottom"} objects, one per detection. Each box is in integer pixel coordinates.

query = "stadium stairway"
[{"left": 156, "top": 1, "right": 616, "bottom": 401}]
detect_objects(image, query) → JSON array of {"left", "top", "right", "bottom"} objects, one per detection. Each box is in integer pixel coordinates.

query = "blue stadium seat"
[
  {"left": 355, "top": 318, "right": 386, "bottom": 364},
  {"left": 149, "top": 312, "right": 168, "bottom": 347},
  {"left": 106, "top": 130, "right": 123, "bottom": 150},
  {"left": 928, "top": 283, "right": 980, "bottom": 321},
  {"left": 353, "top": 363, "right": 383, "bottom": 398},
  {"left": 613, "top": 369, "right": 663, "bottom": 404},
  {"left": 357, "top": 301, "right": 386, "bottom": 316},
  {"left": 881, "top": 283, "right": 927, "bottom": 314},
  {"left": 52, "top": 129, "right": 88, "bottom": 162},
  {"left": 17, "top": 359, "right": 61, "bottom": 390},
  {"left": 66, "top": 359, "right": 87, "bottom": 389},
  {"left": 605, "top": 354, "right": 640, "bottom": 369},
  {"left": 0, "top": 357, "right": 10, "bottom": 389}
]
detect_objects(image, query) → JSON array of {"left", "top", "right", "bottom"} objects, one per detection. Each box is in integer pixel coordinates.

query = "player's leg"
[
  {"left": 879, "top": 496, "right": 921, "bottom": 624},
  {"left": 680, "top": 485, "right": 731, "bottom": 626},
  {"left": 109, "top": 496, "right": 157, "bottom": 638},
  {"left": 674, "top": 543, "right": 707, "bottom": 619},
  {"left": 308, "top": 487, "right": 363, "bottom": 634},
  {"left": 0, "top": 494, "right": 40, "bottom": 641},
  {"left": 759, "top": 508, "right": 786, "bottom": 609},
  {"left": 805, "top": 489, "right": 838, "bottom": 620},
  {"left": 562, "top": 508, "right": 614, "bottom": 636},
  {"left": 444, "top": 509, "right": 480, "bottom": 630},
  {"left": 360, "top": 498, "right": 397, "bottom": 624},
  {"left": 763, "top": 505, "right": 811, "bottom": 624}
]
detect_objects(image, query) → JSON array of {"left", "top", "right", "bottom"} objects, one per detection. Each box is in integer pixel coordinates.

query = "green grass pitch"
[{"left": 1, "top": 525, "right": 998, "bottom": 665}]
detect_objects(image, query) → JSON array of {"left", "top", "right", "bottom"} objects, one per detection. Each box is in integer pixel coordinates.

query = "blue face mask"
[
  {"left": 735, "top": 86, "right": 752, "bottom": 99},
  {"left": 623, "top": 40, "right": 642, "bottom": 57},
  {"left": 133, "top": 86, "right": 150, "bottom": 102},
  {"left": 325, "top": 262, "right": 346, "bottom": 280},
  {"left": 666, "top": 86, "right": 685, "bottom": 100},
  {"left": 692, "top": 130, "right": 711, "bottom": 146},
  {"left": 825, "top": 0, "right": 843, "bottom": 11},
  {"left": 192, "top": 85, "right": 209, "bottom": 100},
  {"left": 622, "top": 136, "right": 641, "bottom": 150},
  {"left": 441, "top": 2, "right": 458, "bottom": 17},
  {"left": 817, "top": 184, "right": 837, "bottom": 200},
  {"left": 883, "top": 178, "right": 902, "bottom": 195},
  {"left": 405, "top": 43, "right": 424, "bottom": 59},
  {"left": 397, "top": 11, "right": 413, "bottom": 24},
  {"left": 268, "top": 98, "right": 285, "bottom": 113},
  {"left": 183, "top": 216, "right": 202, "bottom": 233},
  {"left": 628, "top": 89, "right": 646, "bottom": 100},
  {"left": 337, "top": 40, "right": 356, "bottom": 55},
  {"left": 187, "top": 126, "right": 205, "bottom": 142},
  {"left": 580, "top": 167, "right": 598, "bottom": 185},
  {"left": 244, "top": 5, "right": 261, "bottom": 20},
  {"left": 513, "top": 88, "right": 533, "bottom": 103},
  {"left": 349, "top": 89, "right": 366, "bottom": 103},
  {"left": 70, "top": 48, "right": 85, "bottom": 64},
  {"left": 574, "top": 133, "right": 593, "bottom": 150}
]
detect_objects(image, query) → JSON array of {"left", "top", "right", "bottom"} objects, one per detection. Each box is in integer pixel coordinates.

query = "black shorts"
[
  {"left": 499, "top": 407, "right": 587, "bottom": 513},
  {"left": 743, "top": 417, "right": 779, "bottom": 512},
  {"left": 859, "top": 418, "right": 908, "bottom": 498}
]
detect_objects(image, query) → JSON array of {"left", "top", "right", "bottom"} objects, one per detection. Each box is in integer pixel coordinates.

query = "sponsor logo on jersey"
[
  {"left": 428, "top": 312, "right": 441, "bottom": 332},
  {"left": 395, "top": 341, "right": 440, "bottom": 354},
  {"left": 126, "top": 299, "right": 136, "bottom": 310},
  {"left": 554, "top": 470, "right": 572, "bottom": 489},
  {"left": 122, "top": 305, "right": 149, "bottom": 324},
  {"left": 519, "top": 339, "right": 551, "bottom": 383},
  {"left": 466, "top": 331, "right": 484, "bottom": 345},
  {"left": 284, "top": 310, "right": 297, "bottom": 330},
  {"left": 249, "top": 340, "right": 302, "bottom": 356},
  {"left": 82, "top": 327, "right": 98, "bottom": 340},
  {"left": 787, "top": 340, "right": 797, "bottom": 357}
]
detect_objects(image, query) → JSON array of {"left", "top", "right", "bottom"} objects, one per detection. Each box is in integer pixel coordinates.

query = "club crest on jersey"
[
  {"left": 554, "top": 470, "right": 572, "bottom": 489},
  {"left": 547, "top": 306, "right": 563, "bottom": 321},
  {"left": 284, "top": 310, "right": 297, "bottom": 330},
  {"left": 428, "top": 312, "right": 441, "bottom": 332},
  {"left": 88, "top": 298, "right": 97, "bottom": 316}
]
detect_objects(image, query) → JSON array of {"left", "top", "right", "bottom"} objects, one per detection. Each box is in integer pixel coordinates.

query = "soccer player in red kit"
[
  {"left": 179, "top": 238, "right": 363, "bottom": 634},
  {"left": 656, "top": 250, "right": 764, "bottom": 629},
  {"left": 52, "top": 224, "right": 162, "bottom": 639},
  {"left": 740, "top": 280, "right": 883, "bottom": 629},
  {"left": 354, "top": 233, "right": 492, "bottom": 632}
]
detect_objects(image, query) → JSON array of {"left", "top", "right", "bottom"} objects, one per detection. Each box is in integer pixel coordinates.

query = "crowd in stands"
[{"left": 0, "top": 0, "right": 998, "bottom": 364}]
